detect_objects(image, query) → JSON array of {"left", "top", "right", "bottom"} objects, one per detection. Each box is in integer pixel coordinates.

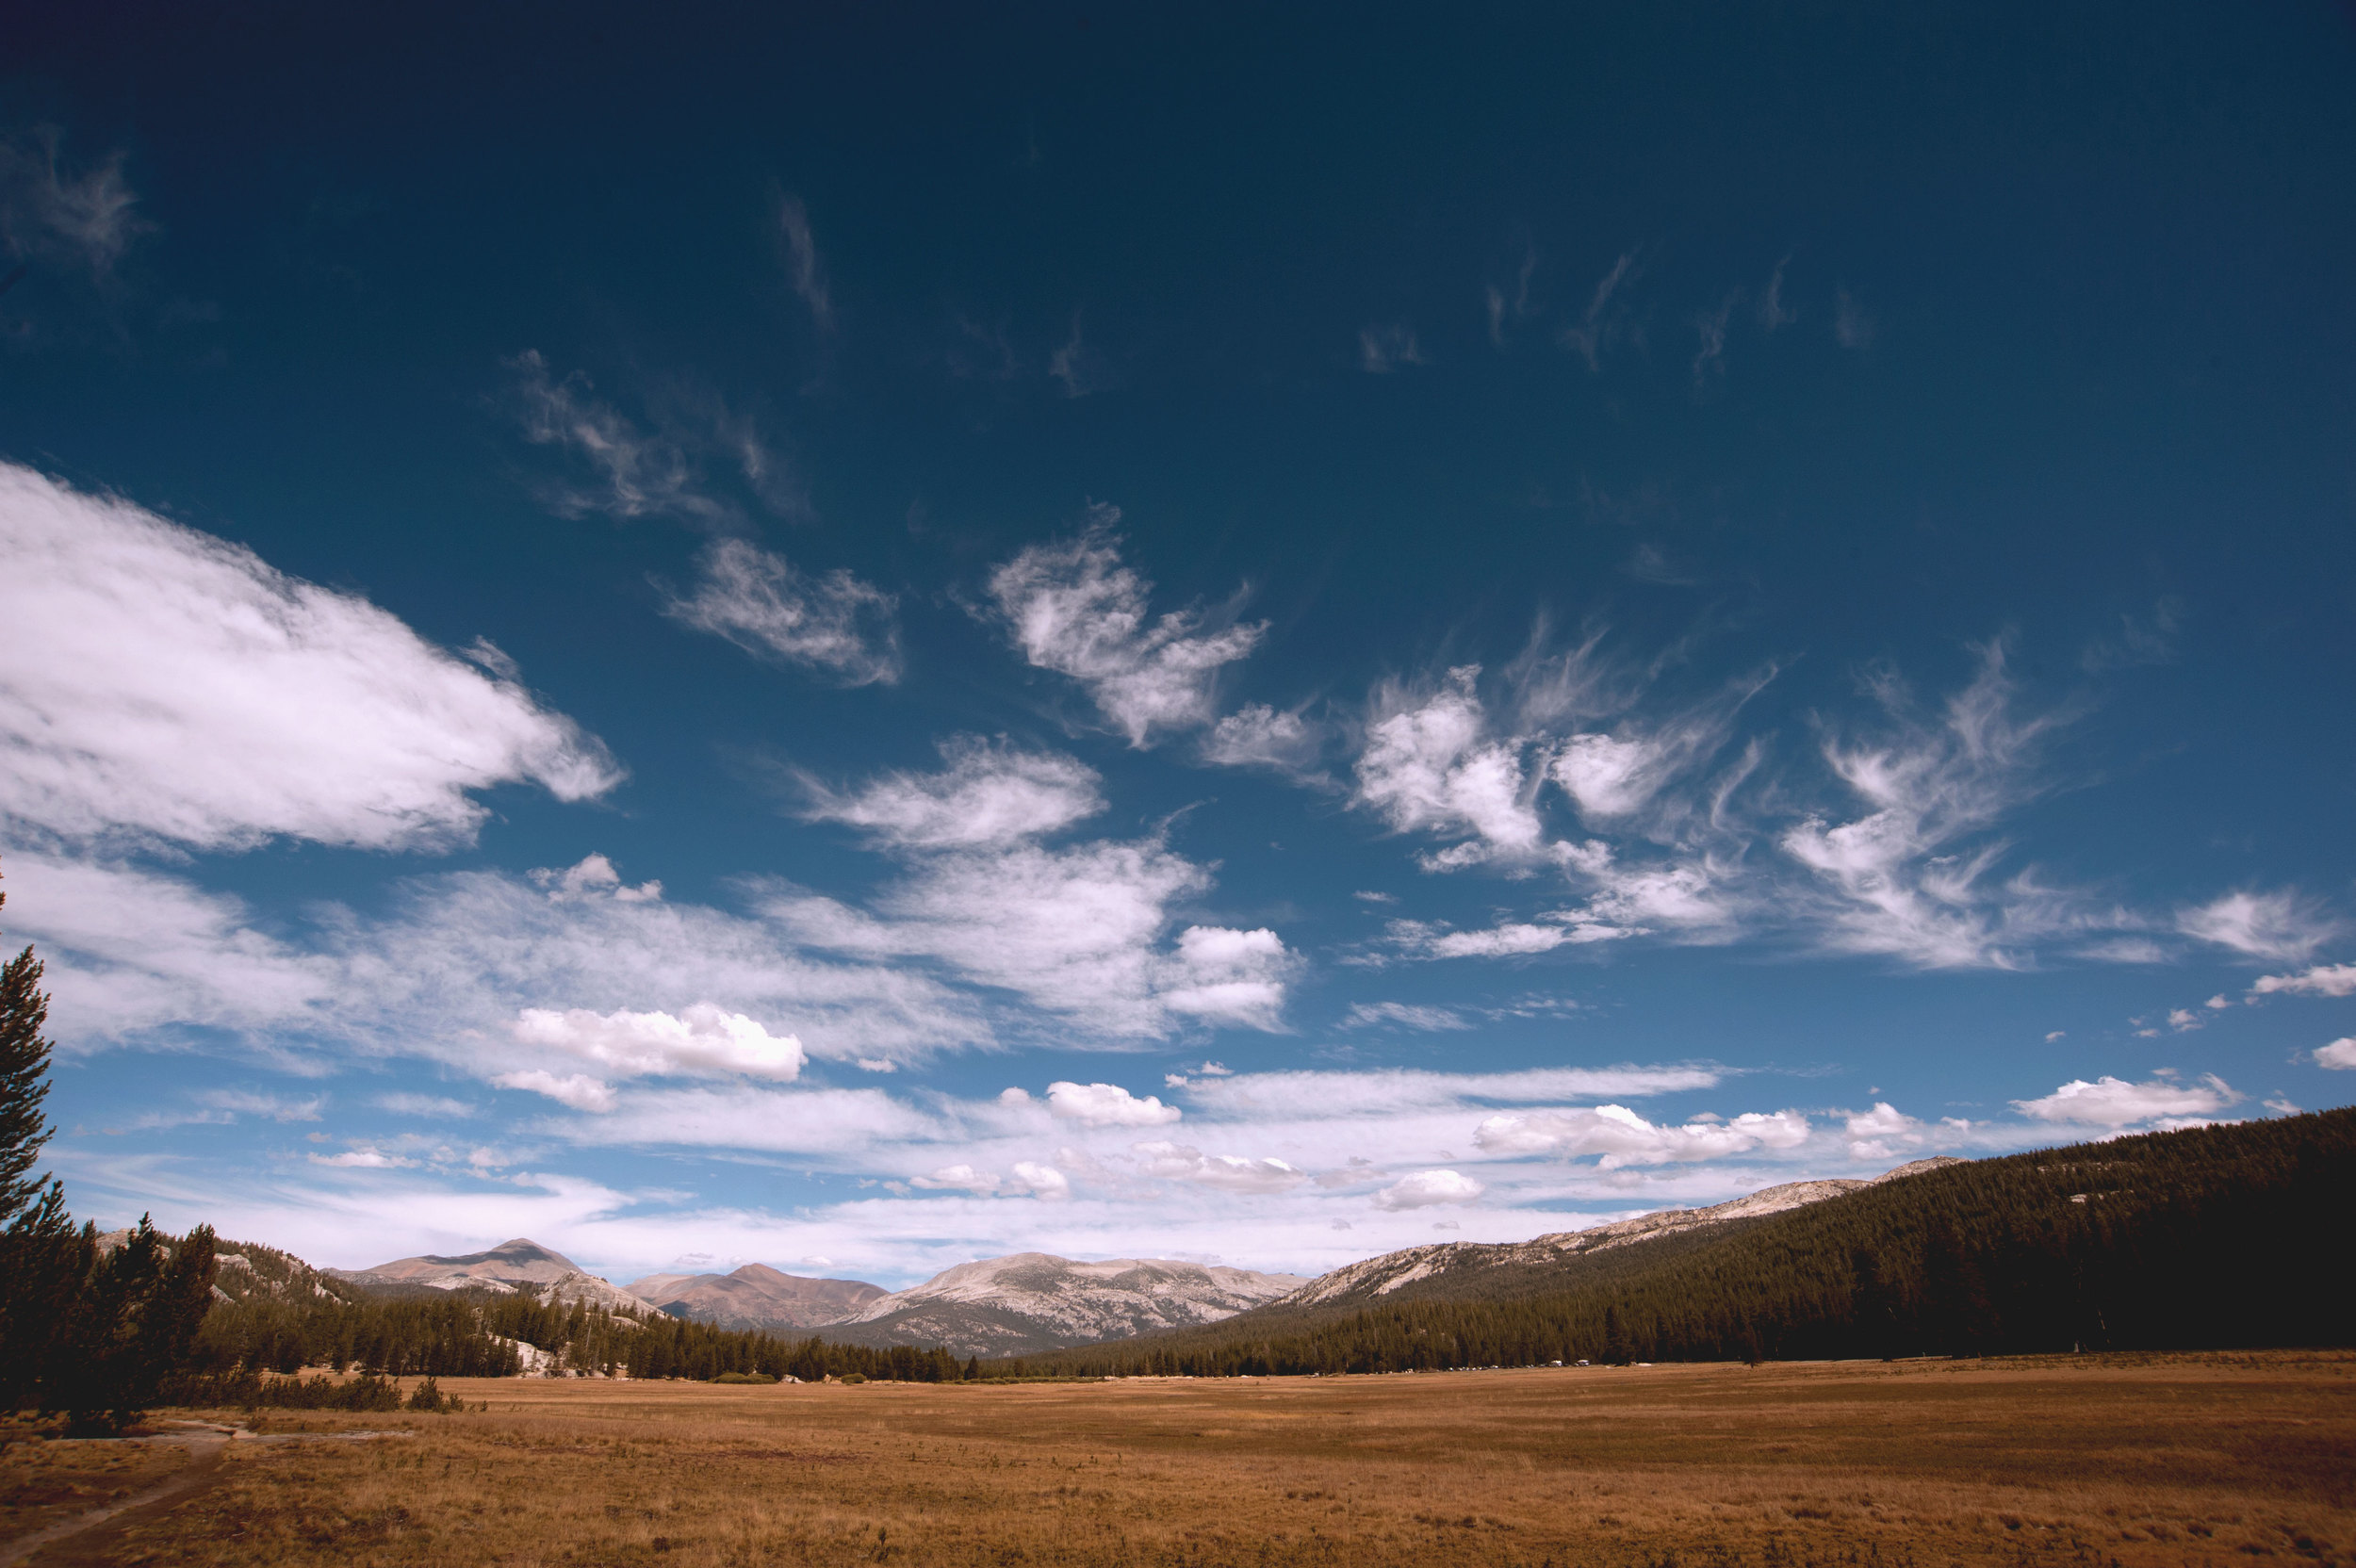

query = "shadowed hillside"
[{"left": 1006, "top": 1109, "right": 2356, "bottom": 1377}]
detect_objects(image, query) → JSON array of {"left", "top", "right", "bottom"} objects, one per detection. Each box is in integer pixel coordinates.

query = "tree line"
[{"left": 1000, "top": 1107, "right": 2356, "bottom": 1379}]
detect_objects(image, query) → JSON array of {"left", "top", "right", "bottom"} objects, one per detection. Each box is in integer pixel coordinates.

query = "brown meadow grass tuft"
[{"left": 6, "top": 1351, "right": 2350, "bottom": 1567}]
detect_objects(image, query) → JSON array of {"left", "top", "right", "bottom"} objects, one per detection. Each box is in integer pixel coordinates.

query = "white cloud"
[
  {"left": 375, "top": 1094, "right": 477, "bottom": 1119},
  {"left": 1841, "top": 1102, "right": 1924, "bottom": 1160},
  {"left": 504, "top": 351, "right": 719, "bottom": 522},
  {"left": 766, "top": 833, "right": 1294, "bottom": 1038},
  {"left": 1045, "top": 1081, "right": 1181, "bottom": 1129},
  {"left": 2250, "top": 962, "right": 2356, "bottom": 999},
  {"left": 1006, "top": 1161, "right": 1072, "bottom": 1200},
  {"left": 1354, "top": 667, "right": 1546, "bottom": 866},
  {"left": 510, "top": 1003, "right": 807, "bottom": 1083},
  {"left": 1385, "top": 914, "right": 1633, "bottom": 960},
  {"left": 909, "top": 1163, "right": 1001, "bottom": 1194},
  {"left": 799, "top": 739, "right": 1103, "bottom": 849},
  {"left": 0, "top": 128, "right": 150, "bottom": 276},
  {"left": 2315, "top": 1039, "right": 2356, "bottom": 1070},
  {"left": 1201, "top": 703, "right": 1326, "bottom": 779},
  {"left": 1473, "top": 1104, "right": 1811, "bottom": 1168},
  {"left": 1373, "top": 1169, "right": 1485, "bottom": 1210},
  {"left": 2167, "top": 1007, "right": 2202, "bottom": 1033},
  {"left": 2178, "top": 891, "right": 2339, "bottom": 963},
  {"left": 1358, "top": 323, "right": 1424, "bottom": 373},
  {"left": 1338, "top": 1001, "right": 1470, "bottom": 1032},
  {"left": 2, "top": 852, "right": 338, "bottom": 1046},
  {"left": 986, "top": 515, "right": 1264, "bottom": 746},
  {"left": 1779, "top": 643, "right": 2089, "bottom": 969},
  {"left": 312, "top": 1149, "right": 411, "bottom": 1169},
  {"left": 1158, "top": 925, "right": 1299, "bottom": 1030},
  {"left": 774, "top": 192, "right": 832, "bottom": 333},
  {"left": 1181, "top": 1063, "right": 1719, "bottom": 1120},
  {"left": 1834, "top": 286, "right": 1875, "bottom": 350},
  {"left": 1561, "top": 251, "right": 1639, "bottom": 370},
  {"left": 0, "top": 464, "right": 622, "bottom": 853},
  {"left": 2010, "top": 1074, "right": 2238, "bottom": 1128},
  {"left": 491, "top": 1070, "right": 618, "bottom": 1113},
  {"left": 1132, "top": 1141, "right": 1307, "bottom": 1195},
  {"left": 665, "top": 538, "right": 901, "bottom": 686}
]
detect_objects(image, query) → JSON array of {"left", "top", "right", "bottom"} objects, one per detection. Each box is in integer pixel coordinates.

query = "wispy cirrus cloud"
[
  {"left": 0, "top": 127, "right": 152, "bottom": 278},
  {"left": 664, "top": 538, "right": 902, "bottom": 686},
  {"left": 2177, "top": 890, "right": 2341, "bottom": 963},
  {"left": 777, "top": 743, "right": 1301, "bottom": 1037},
  {"left": 773, "top": 191, "right": 833, "bottom": 334},
  {"left": 1358, "top": 322, "right": 1424, "bottom": 373},
  {"left": 987, "top": 512, "right": 1265, "bottom": 746}
]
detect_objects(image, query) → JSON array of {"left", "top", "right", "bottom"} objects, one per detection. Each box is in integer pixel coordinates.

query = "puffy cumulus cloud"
[
  {"left": 491, "top": 1070, "right": 618, "bottom": 1113},
  {"left": 909, "top": 1162, "right": 998, "bottom": 1194},
  {"left": 1158, "top": 925, "right": 1300, "bottom": 1031},
  {"left": 1046, "top": 1081, "right": 1182, "bottom": 1129},
  {"left": 2314, "top": 1039, "right": 2356, "bottom": 1070},
  {"left": 2249, "top": 962, "right": 2356, "bottom": 1000},
  {"left": 1200, "top": 703, "right": 1328, "bottom": 780},
  {"left": 1474, "top": 1104, "right": 1810, "bottom": 1168},
  {"left": 0, "top": 464, "right": 622, "bottom": 853},
  {"left": 906, "top": 1158, "right": 1070, "bottom": 1200},
  {"left": 1842, "top": 1102, "right": 1926, "bottom": 1161},
  {"left": 1131, "top": 1140, "right": 1307, "bottom": 1195},
  {"left": 510, "top": 1003, "right": 806, "bottom": 1083},
  {"left": 987, "top": 514, "right": 1264, "bottom": 746},
  {"left": 665, "top": 539, "right": 901, "bottom": 686},
  {"left": 2178, "top": 891, "right": 2340, "bottom": 963},
  {"left": 798, "top": 739, "right": 1103, "bottom": 850},
  {"left": 2010, "top": 1074, "right": 2238, "bottom": 1128},
  {"left": 1373, "top": 1169, "right": 1485, "bottom": 1210},
  {"left": 531, "top": 853, "right": 663, "bottom": 904},
  {"left": 1355, "top": 667, "right": 1546, "bottom": 867}
]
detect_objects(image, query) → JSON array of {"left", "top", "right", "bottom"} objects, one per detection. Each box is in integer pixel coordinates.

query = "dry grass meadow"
[{"left": 3, "top": 1351, "right": 2348, "bottom": 1568}]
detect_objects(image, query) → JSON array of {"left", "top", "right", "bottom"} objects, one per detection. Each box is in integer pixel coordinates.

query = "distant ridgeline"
[
  {"left": 996, "top": 1109, "right": 2356, "bottom": 1378},
  {"left": 185, "top": 1239, "right": 973, "bottom": 1385}
]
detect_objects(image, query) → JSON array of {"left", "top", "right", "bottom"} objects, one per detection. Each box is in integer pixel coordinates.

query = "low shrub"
[{"left": 710, "top": 1371, "right": 777, "bottom": 1385}]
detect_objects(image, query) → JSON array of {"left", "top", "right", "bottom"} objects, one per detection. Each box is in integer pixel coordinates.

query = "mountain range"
[
  {"left": 332, "top": 1237, "right": 649, "bottom": 1314},
  {"left": 318, "top": 1165, "right": 1956, "bottom": 1358},
  {"left": 624, "top": 1265, "right": 886, "bottom": 1331}
]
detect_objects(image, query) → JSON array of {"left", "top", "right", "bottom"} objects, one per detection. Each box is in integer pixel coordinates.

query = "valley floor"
[{"left": 3, "top": 1351, "right": 2348, "bottom": 1568}]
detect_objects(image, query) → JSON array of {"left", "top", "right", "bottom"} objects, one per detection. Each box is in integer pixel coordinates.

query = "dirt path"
[
  {"left": 0, "top": 1423, "right": 235, "bottom": 1568},
  {"left": 0, "top": 1423, "right": 412, "bottom": 1568}
]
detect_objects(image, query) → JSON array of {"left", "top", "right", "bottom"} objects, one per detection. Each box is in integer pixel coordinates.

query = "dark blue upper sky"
[{"left": 3, "top": 2, "right": 2351, "bottom": 1284}]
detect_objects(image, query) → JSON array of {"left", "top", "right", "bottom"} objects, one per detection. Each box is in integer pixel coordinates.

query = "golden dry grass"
[
  {"left": 9, "top": 1352, "right": 2352, "bottom": 1568},
  {"left": 0, "top": 1428, "right": 201, "bottom": 1545}
]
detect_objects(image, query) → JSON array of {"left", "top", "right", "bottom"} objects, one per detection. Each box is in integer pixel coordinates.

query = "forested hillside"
[{"left": 1007, "top": 1109, "right": 2356, "bottom": 1378}]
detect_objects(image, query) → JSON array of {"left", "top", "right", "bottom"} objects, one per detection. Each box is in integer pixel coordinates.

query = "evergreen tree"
[
  {"left": 0, "top": 879, "right": 57, "bottom": 1224},
  {"left": 0, "top": 874, "right": 81, "bottom": 1412}
]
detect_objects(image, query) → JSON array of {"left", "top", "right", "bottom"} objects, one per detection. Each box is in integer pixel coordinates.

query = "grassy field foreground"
[{"left": 6, "top": 1352, "right": 2349, "bottom": 1568}]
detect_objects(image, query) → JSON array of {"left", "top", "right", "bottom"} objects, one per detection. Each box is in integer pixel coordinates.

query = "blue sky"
[{"left": 3, "top": 3, "right": 2353, "bottom": 1289}]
